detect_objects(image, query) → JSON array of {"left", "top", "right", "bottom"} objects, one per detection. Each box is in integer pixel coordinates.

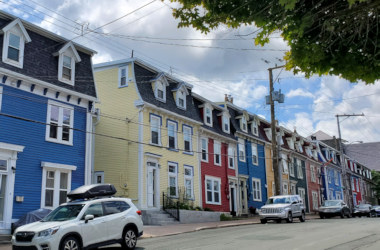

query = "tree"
[
  {"left": 372, "top": 170, "right": 380, "bottom": 203},
  {"left": 169, "top": 0, "right": 380, "bottom": 83}
]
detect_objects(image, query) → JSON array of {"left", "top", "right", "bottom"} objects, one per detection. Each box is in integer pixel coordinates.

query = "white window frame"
[
  {"left": 281, "top": 154, "right": 288, "bottom": 174},
  {"left": 251, "top": 143, "right": 258, "bottom": 165},
  {"left": 150, "top": 114, "right": 161, "bottom": 146},
  {"left": 241, "top": 115, "right": 247, "bottom": 132},
  {"left": 252, "top": 178, "right": 262, "bottom": 201},
  {"left": 184, "top": 166, "right": 194, "bottom": 199},
  {"left": 45, "top": 100, "right": 74, "bottom": 145},
  {"left": 167, "top": 120, "right": 178, "bottom": 149},
  {"left": 40, "top": 162, "right": 76, "bottom": 209},
  {"left": 297, "top": 159, "right": 303, "bottom": 179},
  {"left": 214, "top": 140, "right": 221, "bottom": 166},
  {"left": 222, "top": 113, "right": 230, "bottom": 133},
  {"left": 0, "top": 86, "right": 3, "bottom": 112},
  {"left": 204, "top": 104, "right": 213, "bottom": 126},
  {"left": 251, "top": 119, "right": 258, "bottom": 136},
  {"left": 94, "top": 171, "right": 104, "bottom": 184},
  {"left": 283, "top": 183, "right": 288, "bottom": 195},
  {"left": 311, "top": 165, "right": 316, "bottom": 183},
  {"left": 290, "top": 183, "right": 296, "bottom": 195},
  {"left": 155, "top": 80, "right": 166, "bottom": 102},
  {"left": 118, "top": 66, "right": 128, "bottom": 87},
  {"left": 312, "top": 191, "right": 319, "bottom": 210},
  {"left": 205, "top": 176, "right": 221, "bottom": 205},
  {"left": 228, "top": 145, "right": 235, "bottom": 169},
  {"left": 238, "top": 138, "right": 245, "bottom": 162},
  {"left": 335, "top": 191, "right": 341, "bottom": 200},
  {"left": 298, "top": 187, "right": 306, "bottom": 205},
  {"left": 334, "top": 170, "right": 339, "bottom": 186},
  {"left": 183, "top": 125, "right": 192, "bottom": 153},
  {"left": 329, "top": 189, "right": 334, "bottom": 200},
  {"left": 201, "top": 137, "right": 208, "bottom": 162},
  {"left": 176, "top": 90, "right": 186, "bottom": 110},
  {"left": 328, "top": 172, "right": 332, "bottom": 184},
  {"left": 58, "top": 42, "right": 81, "bottom": 86},
  {"left": 168, "top": 162, "right": 178, "bottom": 197},
  {"left": 289, "top": 158, "right": 295, "bottom": 177},
  {"left": 272, "top": 181, "right": 275, "bottom": 196}
]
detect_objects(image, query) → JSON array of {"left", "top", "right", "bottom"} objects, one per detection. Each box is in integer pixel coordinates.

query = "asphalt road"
[{"left": 132, "top": 218, "right": 380, "bottom": 250}]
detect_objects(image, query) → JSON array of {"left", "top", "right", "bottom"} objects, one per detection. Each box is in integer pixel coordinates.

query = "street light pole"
[{"left": 336, "top": 113, "right": 364, "bottom": 209}]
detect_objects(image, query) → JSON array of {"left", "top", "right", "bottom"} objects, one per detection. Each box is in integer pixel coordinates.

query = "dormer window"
[
  {"left": 286, "top": 138, "right": 295, "bottom": 150},
  {"left": 206, "top": 108, "right": 211, "bottom": 124},
  {"left": 264, "top": 128, "right": 272, "bottom": 141},
  {"left": 201, "top": 103, "right": 213, "bottom": 127},
  {"left": 173, "top": 82, "right": 189, "bottom": 110},
  {"left": 221, "top": 111, "right": 230, "bottom": 133},
  {"left": 2, "top": 18, "right": 31, "bottom": 68},
  {"left": 152, "top": 73, "right": 169, "bottom": 102},
  {"left": 57, "top": 42, "right": 81, "bottom": 85},
  {"left": 251, "top": 119, "right": 258, "bottom": 136},
  {"left": 295, "top": 141, "right": 303, "bottom": 153},
  {"left": 241, "top": 116, "right": 247, "bottom": 132}
]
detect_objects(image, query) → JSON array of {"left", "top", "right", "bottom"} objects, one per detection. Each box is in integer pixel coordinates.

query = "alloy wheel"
[
  {"left": 64, "top": 239, "right": 79, "bottom": 250},
  {"left": 125, "top": 229, "right": 137, "bottom": 249}
]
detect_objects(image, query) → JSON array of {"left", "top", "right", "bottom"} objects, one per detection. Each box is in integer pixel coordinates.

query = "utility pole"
[
  {"left": 336, "top": 113, "right": 364, "bottom": 210},
  {"left": 268, "top": 65, "right": 285, "bottom": 195}
]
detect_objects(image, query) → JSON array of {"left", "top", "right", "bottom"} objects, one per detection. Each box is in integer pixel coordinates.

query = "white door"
[
  {"left": 80, "top": 202, "right": 107, "bottom": 246},
  {"left": 0, "top": 170, "right": 8, "bottom": 227},
  {"left": 240, "top": 180, "right": 248, "bottom": 214},
  {"left": 147, "top": 168, "right": 155, "bottom": 207}
]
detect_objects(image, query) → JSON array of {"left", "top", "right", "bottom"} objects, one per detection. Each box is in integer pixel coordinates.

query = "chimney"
[
  {"left": 225, "top": 94, "right": 233, "bottom": 103},
  {"left": 224, "top": 94, "right": 228, "bottom": 102}
]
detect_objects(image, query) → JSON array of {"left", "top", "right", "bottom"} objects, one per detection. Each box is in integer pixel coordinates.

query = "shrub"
[
  {"left": 220, "top": 214, "right": 233, "bottom": 221},
  {"left": 204, "top": 207, "right": 213, "bottom": 212}
]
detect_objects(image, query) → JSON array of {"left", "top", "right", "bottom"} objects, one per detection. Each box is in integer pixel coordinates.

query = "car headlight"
[{"left": 37, "top": 227, "right": 60, "bottom": 238}]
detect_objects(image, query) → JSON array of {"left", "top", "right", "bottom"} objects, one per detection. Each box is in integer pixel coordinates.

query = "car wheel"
[
  {"left": 319, "top": 213, "right": 324, "bottom": 219},
  {"left": 300, "top": 211, "right": 306, "bottom": 222},
  {"left": 286, "top": 212, "right": 293, "bottom": 223},
  {"left": 260, "top": 219, "right": 267, "bottom": 224},
  {"left": 60, "top": 236, "right": 81, "bottom": 250},
  {"left": 370, "top": 211, "right": 376, "bottom": 217},
  {"left": 276, "top": 219, "right": 281, "bottom": 223},
  {"left": 122, "top": 228, "right": 137, "bottom": 249},
  {"left": 346, "top": 212, "right": 351, "bottom": 218},
  {"left": 340, "top": 210, "right": 345, "bottom": 218}
]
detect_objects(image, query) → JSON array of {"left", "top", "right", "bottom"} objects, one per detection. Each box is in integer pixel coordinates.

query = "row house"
[
  {"left": 93, "top": 58, "right": 202, "bottom": 210},
  {"left": 0, "top": 11, "right": 97, "bottom": 233},
  {"left": 219, "top": 98, "right": 268, "bottom": 215},
  {"left": 193, "top": 94, "right": 238, "bottom": 214}
]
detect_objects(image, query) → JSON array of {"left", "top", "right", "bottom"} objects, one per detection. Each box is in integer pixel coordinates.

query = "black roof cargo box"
[{"left": 67, "top": 184, "right": 117, "bottom": 200}]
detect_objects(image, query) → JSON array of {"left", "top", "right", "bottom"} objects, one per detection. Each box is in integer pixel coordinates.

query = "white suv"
[
  {"left": 259, "top": 195, "right": 306, "bottom": 223},
  {"left": 12, "top": 184, "right": 143, "bottom": 250}
]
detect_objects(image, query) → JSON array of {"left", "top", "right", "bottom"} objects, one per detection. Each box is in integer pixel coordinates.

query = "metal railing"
[{"left": 162, "top": 192, "right": 180, "bottom": 221}]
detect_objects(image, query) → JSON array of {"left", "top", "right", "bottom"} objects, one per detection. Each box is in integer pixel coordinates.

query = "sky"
[{"left": 2, "top": 0, "right": 380, "bottom": 143}]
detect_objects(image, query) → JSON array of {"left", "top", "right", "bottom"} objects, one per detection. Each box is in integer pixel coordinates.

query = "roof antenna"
[
  {"left": 170, "top": 66, "right": 173, "bottom": 75},
  {"left": 131, "top": 50, "right": 134, "bottom": 58}
]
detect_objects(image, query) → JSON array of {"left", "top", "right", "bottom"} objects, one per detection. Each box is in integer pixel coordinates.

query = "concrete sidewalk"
[{"left": 141, "top": 214, "right": 320, "bottom": 239}]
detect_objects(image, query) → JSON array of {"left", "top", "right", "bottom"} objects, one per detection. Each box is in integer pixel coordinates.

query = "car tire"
[
  {"left": 60, "top": 236, "right": 81, "bottom": 250},
  {"left": 370, "top": 211, "right": 376, "bottom": 217},
  {"left": 340, "top": 210, "right": 345, "bottom": 218},
  {"left": 260, "top": 219, "right": 267, "bottom": 224},
  {"left": 276, "top": 219, "right": 281, "bottom": 223},
  {"left": 286, "top": 212, "right": 293, "bottom": 223},
  {"left": 319, "top": 213, "right": 324, "bottom": 219},
  {"left": 300, "top": 211, "right": 306, "bottom": 222},
  {"left": 122, "top": 227, "right": 138, "bottom": 249}
]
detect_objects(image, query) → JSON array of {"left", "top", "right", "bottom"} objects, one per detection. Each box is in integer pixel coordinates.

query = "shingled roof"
[{"left": 344, "top": 142, "right": 380, "bottom": 171}]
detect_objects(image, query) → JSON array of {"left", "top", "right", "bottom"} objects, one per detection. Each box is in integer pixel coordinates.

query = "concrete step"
[
  {"left": 156, "top": 220, "right": 180, "bottom": 226},
  {"left": 0, "top": 235, "right": 11, "bottom": 245}
]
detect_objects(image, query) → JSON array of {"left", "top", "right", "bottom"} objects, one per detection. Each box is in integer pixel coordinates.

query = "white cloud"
[{"left": 287, "top": 88, "right": 314, "bottom": 98}]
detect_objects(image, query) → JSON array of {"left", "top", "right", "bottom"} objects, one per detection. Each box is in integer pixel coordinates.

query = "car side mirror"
[{"left": 84, "top": 214, "right": 94, "bottom": 223}]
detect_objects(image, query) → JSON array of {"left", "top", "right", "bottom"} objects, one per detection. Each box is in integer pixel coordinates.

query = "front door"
[
  {"left": 0, "top": 166, "right": 8, "bottom": 229},
  {"left": 230, "top": 186, "right": 236, "bottom": 216},
  {"left": 147, "top": 167, "right": 155, "bottom": 207},
  {"left": 240, "top": 180, "right": 248, "bottom": 214}
]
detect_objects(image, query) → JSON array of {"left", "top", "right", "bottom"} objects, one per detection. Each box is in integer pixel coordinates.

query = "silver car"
[{"left": 259, "top": 195, "right": 306, "bottom": 223}]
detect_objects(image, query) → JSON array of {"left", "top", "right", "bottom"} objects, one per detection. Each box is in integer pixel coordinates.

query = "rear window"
[{"left": 103, "top": 201, "right": 130, "bottom": 215}]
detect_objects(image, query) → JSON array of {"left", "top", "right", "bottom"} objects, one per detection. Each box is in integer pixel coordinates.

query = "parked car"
[
  {"left": 12, "top": 184, "right": 143, "bottom": 250},
  {"left": 259, "top": 195, "right": 306, "bottom": 224},
  {"left": 352, "top": 204, "right": 376, "bottom": 217},
  {"left": 318, "top": 200, "right": 351, "bottom": 219},
  {"left": 372, "top": 205, "right": 380, "bottom": 217}
]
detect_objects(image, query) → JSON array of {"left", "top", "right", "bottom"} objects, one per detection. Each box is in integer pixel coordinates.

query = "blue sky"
[{"left": 3, "top": 0, "right": 380, "bottom": 142}]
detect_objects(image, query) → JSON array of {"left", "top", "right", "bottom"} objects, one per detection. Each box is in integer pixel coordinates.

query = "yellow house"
[{"left": 93, "top": 58, "right": 202, "bottom": 209}]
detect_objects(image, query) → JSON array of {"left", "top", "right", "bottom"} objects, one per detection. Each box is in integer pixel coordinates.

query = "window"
[
  {"left": 168, "top": 163, "right": 178, "bottom": 197},
  {"left": 57, "top": 42, "right": 80, "bottom": 85},
  {"left": 83, "top": 203, "right": 104, "bottom": 218},
  {"left": 297, "top": 159, "right": 303, "bottom": 179},
  {"left": 62, "top": 55, "right": 72, "bottom": 81},
  {"left": 238, "top": 138, "right": 245, "bottom": 162},
  {"left": 329, "top": 189, "right": 334, "bottom": 200},
  {"left": 289, "top": 158, "right": 295, "bottom": 177},
  {"left": 296, "top": 142, "right": 303, "bottom": 153},
  {"left": 222, "top": 114, "right": 230, "bottom": 133},
  {"left": 46, "top": 101, "right": 74, "bottom": 145},
  {"left": 228, "top": 145, "right": 235, "bottom": 169},
  {"left": 155, "top": 80, "right": 166, "bottom": 101},
  {"left": 334, "top": 171, "right": 339, "bottom": 186},
  {"left": 251, "top": 120, "right": 258, "bottom": 136},
  {"left": 103, "top": 201, "right": 130, "bottom": 215},
  {"left": 167, "top": 121, "right": 177, "bottom": 149},
  {"left": 290, "top": 183, "right": 296, "bottom": 195},
  {"left": 311, "top": 165, "right": 316, "bottom": 183},
  {"left": 335, "top": 192, "right": 341, "bottom": 200},
  {"left": 176, "top": 90, "right": 186, "bottom": 109},
  {"left": 214, "top": 141, "right": 221, "bottom": 166},
  {"left": 252, "top": 178, "right": 261, "bottom": 201},
  {"left": 184, "top": 166, "right": 193, "bottom": 199},
  {"left": 0, "top": 86, "right": 3, "bottom": 112},
  {"left": 312, "top": 191, "right": 319, "bottom": 210},
  {"left": 183, "top": 125, "right": 192, "bottom": 152},
  {"left": 41, "top": 162, "right": 75, "bottom": 209},
  {"left": 119, "top": 67, "right": 128, "bottom": 87},
  {"left": 281, "top": 154, "right": 288, "bottom": 174},
  {"left": 298, "top": 188, "right": 306, "bottom": 205},
  {"left": 241, "top": 116, "right": 247, "bottom": 132},
  {"left": 328, "top": 172, "right": 332, "bottom": 184},
  {"left": 150, "top": 115, "right": 161, "bottom": 145},
  {"left": 2, "top": 20, "right": 31, "bottom": 68},
  {"left": 283, "top": 183, "right": 288, "bottom": 195},
  {"left": 94, "top": 171, "right": 104, "bottom": 184},
  {"left": 205, "top": 176, "right": 221, "bottom": 204},
  {"left": 251, "top": 143, "right": 258, "bottom": 165},
  {"left": 201, "top": 138, "right": 208, "bottom": 162},
  {"left": 204, "top": 105, "right": 213, "bottom": 126}
]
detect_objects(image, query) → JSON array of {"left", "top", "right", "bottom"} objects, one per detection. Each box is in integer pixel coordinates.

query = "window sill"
[
  {"left": 167, "top": 148, "right": 179, "bottom": 152},
  {"left": 183, "top": 151, "right": 193, "bottom": 155},
  {"left": 228, "top": 166, "right": 235, "bottom": 170},
  {"left": 253, "top": 199, "right": 262, "bottom": 202},
  {"left": 205, "top": 201, "right": 221, "bottom": 205},
  {"left": 3, "top": 58, "right": 23, "bottom": 69},
  {"left": 58, "top": 77, "right": 74, "bottom": 86},
  {"left": 177, "top": 106, "right": 186, "bottom": 110},
  {"left": 155, "top": 97, "right": 166, "bottom": 103},
  {"left": 118, "top": 84, "right": 128, "bottom": 88},
  {"left": 149, "top": 143, "right": 162, "bottom": 147},
  {"left": 201, "top": 159, "right": 209, "bottom": 163},
  {"left": 214, "top": 163, "right": 222, "bottom": 167},
  {"left": 45, "top": 138, "right": 73, "bottom": 146}
]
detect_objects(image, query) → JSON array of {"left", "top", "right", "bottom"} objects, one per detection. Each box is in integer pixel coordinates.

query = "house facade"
[
  {"left": 0, "top": 11, "right": 97, "bottom": 234},
  {"left": 93, "top": 58, "right": 201, "bottom": 210},
  {"left": 192, "top": 94, "right": 238, "bottom": 214}
]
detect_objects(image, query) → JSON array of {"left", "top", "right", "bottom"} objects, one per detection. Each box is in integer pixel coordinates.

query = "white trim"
[
  {"left": 94, "top": 171, "right": 104, "bottom": 184},
  {"left": 228, "top": 145, "right": 235, "bottom": 169},
  {"left": 45, "top": 100, "right": 74, "bottom": 145},
  {"left": 150, "top": 114, "right": 161, "bottom": 146},
  {"left": 84, "top": 112, "right": 93, "bottom": 185},
  {"left": 0, "top": 86, "right": 2, "bottom": 111},
  {"left": 184, "top": 166, "right": 194, "bottom": 199},
  {"left": 118, "top": 66, "right": 129, "bottom": 87},
  {"left": 213, "top": 140, "right": 221, "bottom": 166},
  {"left": 205, "top": 175, "right": 221, "bottom": 205},
  {"left": 251, "top": 143, "right": 258, "bottom": 165},
  {"left": 221, "top": 111, "right": 230, "bottom": 134},
  {"left": 203, "top": 103, "right": 213, "bottom": 127},
  {"left": 238, "top": 138, "right": 246, "bottom": 162},
  {"left": 58, "top": 51, "right": 76, "bottom": 85},
  {"left": 41, "top": 161, "right": 77, "bottom": 171},
  {"left": 167, "top": 120, "right": 178, "bottom": 149},
  {"left": 57, "top": 42, "right": 81, "bottom": 62},
  {"left": 0, "top": 142, "right": 24, "bottom": 152},
  {"left": 183, "top": 125, "right": 192, "bottom": 152},
  {"left": 252, "top": 177, "right": 262, "bottom": 201},
  {"left": 200, "top": 137, "right": 208, "bottom": 162},
  {"left": 137, "top": 108, "right": 144, "bottom": 208},
  {"left": 168, "top": 162, "right": 178, "bottom": 197}
]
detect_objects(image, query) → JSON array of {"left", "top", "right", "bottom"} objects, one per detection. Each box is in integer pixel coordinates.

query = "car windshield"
[
  {"left": 42, "top": 204, "right": 85, "bottom": 222},
  {"left": 266, "top": 197, "right": 291, "bottom": 204},
  {"left": 323, "top": 201, "right": 341, "bottom": 207},
  {"left": 358, "top": 204, "right": 370, "bottom": 209}
]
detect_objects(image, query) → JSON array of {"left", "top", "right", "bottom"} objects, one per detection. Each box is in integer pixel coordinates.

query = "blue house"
[
  {"left": 220, "top": 100, "right": 267, "bottom": 215},
  {"left": 0, "top": 11, "right": 97, "bottom": 234}
]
